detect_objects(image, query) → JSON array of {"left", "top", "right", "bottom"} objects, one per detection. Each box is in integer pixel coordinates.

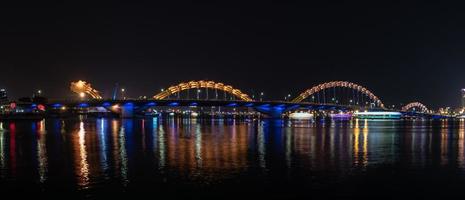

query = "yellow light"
[
  {"left": 79, "top": 92, "right": 85, "bottom": 98},
  {"left": 76, "top": 80, "right": 85, "bottom": 88},
  {"left": 61, "top": 106, "right": 67, "bottom": 110},
  {"left": 112, "top": 104, "right": 120, "bottom": 110}
]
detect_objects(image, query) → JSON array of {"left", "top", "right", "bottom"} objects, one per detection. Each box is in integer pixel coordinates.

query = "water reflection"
[
  {"left": 119, "top": 120, "right": 129, "bottom": 185},
  {"left": 1, "top": 118, "right": 465, "bottom": 194},
  {"left": 36, "top": 120, "right": 47, "bottom": 183},
  {"left": 0, "top": 122, "right": 5, "bottom": 178},
  {"left": 459, "top": 120, "right": 465, "bottom": 168},
  {"left": 9, "top": 123, "right": 16, "bottom": 177},
  {"left": 75, "top": 121, "right": 89, "bottom": 187},
  {"left": 96, "top": 118, "right": 109, "bottom": 178}
]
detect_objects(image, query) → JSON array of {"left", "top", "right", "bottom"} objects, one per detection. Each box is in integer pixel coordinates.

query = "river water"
[{"left": 0, "top": 117, "right": 464, "bottom": 199}]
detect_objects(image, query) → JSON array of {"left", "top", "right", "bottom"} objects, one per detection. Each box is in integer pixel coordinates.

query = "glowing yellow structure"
[
  {"left": 291, "top": 81, "right": 384, "bottom": 108},
  {"left": 70, "top": 80, "right": 102, "bottom": 99},
  {"left": 153, "top": 80, "right": 252, "bottom": 101},
  {"left": 402, "top": 102, "right": 430, "bottom": 113}
]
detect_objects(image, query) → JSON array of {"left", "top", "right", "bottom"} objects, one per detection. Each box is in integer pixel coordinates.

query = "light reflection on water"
[{"left": 0, "top": 118, "right": 465, "bottom": 196}]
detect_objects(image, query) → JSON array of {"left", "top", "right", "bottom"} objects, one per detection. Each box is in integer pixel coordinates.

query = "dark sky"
[{"left": 1, "top": 2, "right": 464, "bottom": 109}]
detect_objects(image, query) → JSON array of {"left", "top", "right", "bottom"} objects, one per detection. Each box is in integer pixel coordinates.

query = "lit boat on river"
[
  {"left": 353, "top": 111, "right": 402, "bottom": 119},
  {"left": 289, "top": 112, "right": 313, "bottom": 120}
]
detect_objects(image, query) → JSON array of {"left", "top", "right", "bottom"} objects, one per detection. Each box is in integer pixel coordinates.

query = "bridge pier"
[
  {"left": 121, "top": 103, "right": 134, "bottom": 118},
  {"left": 255, "top": 105, "right": 287, "bottom": 119}
]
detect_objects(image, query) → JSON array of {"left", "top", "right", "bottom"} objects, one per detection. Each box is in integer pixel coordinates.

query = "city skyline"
[{"left": 1, "top": 2, "right": 465, "bottom": 108}]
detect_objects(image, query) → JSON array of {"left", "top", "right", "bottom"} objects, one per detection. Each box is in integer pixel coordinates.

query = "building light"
[{"left": 112, "top": 104, "right": 120, "bottom": 110}]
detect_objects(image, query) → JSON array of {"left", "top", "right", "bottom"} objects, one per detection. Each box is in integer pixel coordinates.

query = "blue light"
[
  {"left": 257, "top": 104, "right": 272, "bottom": 111},
  {"left": 244, "top": 103, "right": 254, "bottom": 107},
  {"left": 287, "top": 105, "right": 300, "bottom": 110},
  {"left": 257, "top": 107, "right": 272, "bottom": 112},
  {"left": 227, "top": 103, "right": 237, "bottom": 107},
  {"left": 272, "top": 106, "right": 285, "bottom": 111},
  {"left": 124, "top": 102, "right": 134, "bottom": 106},
  {"left": 31, "top": 104, "right": 37, "bottom": 108},
  {"left": 52, "top": 103, "right": 62, "bottom": 108},
  {"left": 79, "top": 103, "right": 89, "bottom": 108},
  {"left": 190, "top": 102, "right": 198, "bottom": 106},
  {"left": 169, "top": 102, "right": 179, "bottom": 106},
  {"left": 273, "top": 104, "right": 286, "bottom": 111},
  {"left": 146, "top": 102, "right": 156, "bottom": 106},
  {"left": 102, "top": 102, "right": 111, "bottom": 107}
]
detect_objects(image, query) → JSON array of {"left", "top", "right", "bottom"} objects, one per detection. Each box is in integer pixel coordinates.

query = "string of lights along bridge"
[{"left": 57, "top": 79, "right": 451, "bottom": 119}]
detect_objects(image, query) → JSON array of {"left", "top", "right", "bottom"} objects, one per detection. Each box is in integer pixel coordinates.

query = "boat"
[
  {"left": 289, "top": 112, "right": 313, "bottom": 120},
  {"left": 190, "top": 112, "right": 199, "bottom": 117},
  {"left": 353, "top": 111, "right": 402, "bottom": 119}
]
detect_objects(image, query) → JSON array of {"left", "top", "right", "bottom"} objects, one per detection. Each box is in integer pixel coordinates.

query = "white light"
[
  {"left": 354, "top": 111, "right": 402, "bottom": 115},
  {"left": 289, "top": 112, "right": 313, "bottom": 120},
  {"left": 79, "top": 92, "right": 85, "bottom": 98}
]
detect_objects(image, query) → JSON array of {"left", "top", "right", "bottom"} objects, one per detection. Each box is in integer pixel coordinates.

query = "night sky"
[{"left": 1, "top": 2, "right": 465, "bottom": 108}]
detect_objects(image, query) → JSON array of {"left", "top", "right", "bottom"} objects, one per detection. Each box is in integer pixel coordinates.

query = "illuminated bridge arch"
[
  {"left": 291, "top": 81, "right": 384, "bottom": 108},
  {"left": 402, "top": 102, "right": 430, "bottom": 113},
  {"left": 153, "top": 80, "right": 252, "bottom": 101},
  {"left": 70, "top": 80, "right": 102, "bottom": 99}
]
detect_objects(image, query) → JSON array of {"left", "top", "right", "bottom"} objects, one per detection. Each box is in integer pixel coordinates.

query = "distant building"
[
  {"left": 0, "top": 89, "right": 7, "bottom": 102},
  {"left": 462, "top": 89, "right": 465, "bottom": 109}
]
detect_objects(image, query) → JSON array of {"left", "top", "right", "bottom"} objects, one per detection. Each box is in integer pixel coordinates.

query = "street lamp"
[
  {"left": 197, "top": 89, "right": 201, "bottom": 100},
  {"left": 79, "top": 92, "right": 85, "bottom": 99},
  {"left": 285, "top": 94, "right": 291, "bottom": 101},
  {"left": 260, "top": 92, "right": 264, "bottom": 101},
  {"left": 121, "top": 88, "right": 126, "bottom": 100}
]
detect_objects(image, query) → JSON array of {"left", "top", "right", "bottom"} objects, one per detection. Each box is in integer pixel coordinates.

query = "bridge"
[
  {"left": 398, "top": 102, "right": 446, "bottom": 119},
  {"left": 31, "top": 80, "right": 445, "bottom": 118}
]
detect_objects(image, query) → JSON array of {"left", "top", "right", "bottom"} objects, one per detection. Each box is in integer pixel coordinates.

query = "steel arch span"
[
  {"left": 291, "top": 81, "right": 384, "bottom": 108},
  {"left": 70, "top": 80, "right": 102, "bottom": 99},
  {"left": 153, "top": 80, "right": 252, "bottom": 101},
  {"left": 402, "top": 102, "right": 430, "bottom": 113}
]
